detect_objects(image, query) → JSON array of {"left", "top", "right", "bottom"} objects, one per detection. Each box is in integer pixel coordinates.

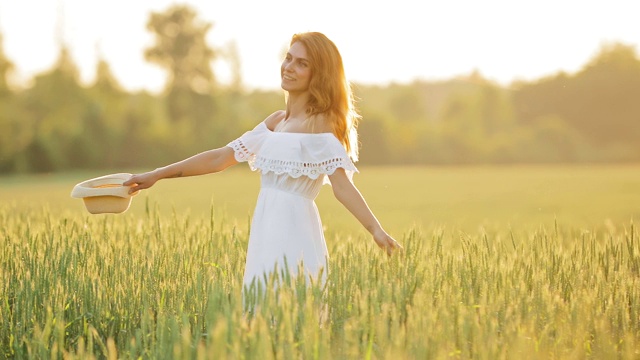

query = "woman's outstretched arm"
[
  {"left": 123, "top": 147, "right": 238, "bottom": 194},
  {"left": 328, "top": 168, "right": 402, "bottom": 255}
]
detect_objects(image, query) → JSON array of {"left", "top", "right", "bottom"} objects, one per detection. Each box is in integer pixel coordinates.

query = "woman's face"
[{"left": 281, "top": 41, "right": 311, "bottom": 93}]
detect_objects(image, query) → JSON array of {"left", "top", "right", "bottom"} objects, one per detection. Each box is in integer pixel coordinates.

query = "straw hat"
[{"left": 71, "top": 173, "right": 138, "bottom": 214}]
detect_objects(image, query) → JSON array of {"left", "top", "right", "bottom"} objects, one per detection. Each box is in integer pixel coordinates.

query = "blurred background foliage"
[{"left": 1, "top": 4, "right": 639, "bottom": 174}]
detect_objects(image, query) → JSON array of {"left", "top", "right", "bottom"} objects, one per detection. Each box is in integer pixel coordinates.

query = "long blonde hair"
[{"left": 290, "top": 32, "right": 360, "bottom": 162}]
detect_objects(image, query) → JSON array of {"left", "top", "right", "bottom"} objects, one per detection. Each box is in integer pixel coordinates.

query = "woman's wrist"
[
  {"left": 157, "top": 165, "right": 184, "bottom": 179},
  {"left": 153, "top": 167, "right": 169, "bottom": 181},
  {"left": 368, "top": 224, "right": 385, "bottom": 237}
]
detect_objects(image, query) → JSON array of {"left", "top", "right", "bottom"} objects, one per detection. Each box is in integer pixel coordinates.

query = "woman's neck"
[{"left": 285, "top": 91, "right": 310, "bottom": 120}]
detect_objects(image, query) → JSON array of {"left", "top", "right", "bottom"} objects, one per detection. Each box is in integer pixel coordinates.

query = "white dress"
[{"left": 227, "top": 121, "right": 358, "bottom": 287}]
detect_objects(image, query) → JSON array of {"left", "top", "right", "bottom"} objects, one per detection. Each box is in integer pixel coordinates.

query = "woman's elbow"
[
  {"left": 331, "top": 183, "right": 350, "bottom": 204},
  {"left": 329, "top": 170, "right": 355, "bottom": 203}
]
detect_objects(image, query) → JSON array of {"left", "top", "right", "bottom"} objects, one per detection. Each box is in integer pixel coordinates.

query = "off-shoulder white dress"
[{"left": 227, "top": 121, "right": 358, "bottom": 287}]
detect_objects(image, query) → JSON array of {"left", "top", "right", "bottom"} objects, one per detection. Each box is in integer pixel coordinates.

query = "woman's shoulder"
[
  {"left": 264, "top": 110, "right": 286, "bottom": 131},
  {"left": 310, "top": 113, "right": 334, "bottom": 134}
]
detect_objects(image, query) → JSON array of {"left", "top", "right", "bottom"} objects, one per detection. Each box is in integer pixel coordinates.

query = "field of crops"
[{"left": 1, "top": 165, "right": 640, "bottom": 358}]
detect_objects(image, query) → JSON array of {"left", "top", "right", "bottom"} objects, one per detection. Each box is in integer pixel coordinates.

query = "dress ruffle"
[{"left": 227, "top": 121, "right": 358, "bottom": 183}]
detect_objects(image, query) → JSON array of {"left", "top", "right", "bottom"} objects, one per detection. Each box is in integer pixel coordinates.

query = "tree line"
[{"left": 1, "top": 4, "right": 639, "bottom": 174}]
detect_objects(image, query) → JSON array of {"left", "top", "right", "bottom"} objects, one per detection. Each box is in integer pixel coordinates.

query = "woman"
[{"left": 124, "top": 32, "right": 401, "bottom": 288}]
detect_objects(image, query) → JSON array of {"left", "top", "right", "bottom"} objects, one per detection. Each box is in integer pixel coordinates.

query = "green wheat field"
[{"left": 1, "top": 165, "right": 640, "bottom": 359}]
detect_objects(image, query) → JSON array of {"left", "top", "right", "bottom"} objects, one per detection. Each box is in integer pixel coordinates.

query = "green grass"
[{"left": 1, "top": 165, "right": 640, "bottom": 358}]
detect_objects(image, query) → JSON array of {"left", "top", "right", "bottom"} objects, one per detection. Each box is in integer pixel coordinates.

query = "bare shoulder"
[
  {"left": 264, "top": 110, "right": 286, "bottom": 131},
  {"left": 311, "top": 113, "right": 334, "bottom": 134}
]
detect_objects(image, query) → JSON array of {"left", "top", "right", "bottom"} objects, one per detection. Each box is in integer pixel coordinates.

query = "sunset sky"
[{"left": 0, "top": 0, "right": 638, "bottom": 93}]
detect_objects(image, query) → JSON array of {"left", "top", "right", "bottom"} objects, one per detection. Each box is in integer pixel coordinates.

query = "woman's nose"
[{"left": 284, "top": 61, "right": 294, "bottom": 72}]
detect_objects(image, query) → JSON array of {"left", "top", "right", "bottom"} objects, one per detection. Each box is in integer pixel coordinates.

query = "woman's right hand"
[{"left": 123, "top": 171, "right": 160, "bottom": 194}]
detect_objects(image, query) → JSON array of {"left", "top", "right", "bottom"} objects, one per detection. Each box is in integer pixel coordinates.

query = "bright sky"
[{"left": 0, "top": 0, "right": 639, "bottom": 93}]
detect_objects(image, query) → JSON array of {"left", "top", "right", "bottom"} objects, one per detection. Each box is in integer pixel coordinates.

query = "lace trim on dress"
[
  {"left": 251, "top": 156, "right": 357, "bottom": 179},
  {"left": 228, "top": 138, "right": 357, "bottom": 179},
  {"left": 228, "top": 138, "right": 254, "bottom": 162}
]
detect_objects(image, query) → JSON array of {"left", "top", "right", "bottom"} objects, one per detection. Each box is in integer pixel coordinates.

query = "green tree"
[
  {"left": 79, "top": 57, "right": 130, "bottom": 168},
  {"left": 93, "top": 56, "right": 123, "bottom": 94},
  {"left": 145, "top": 4, "right": 217, "bottom": 153},
  {"left": 21, "top": 46, "right": 89, "bottom": 171},
  {"left": 513, "top": 42, "right": 640, "bottom": 159},
  {"left": 353, "top": 84, "right": 394, "bottom": 164},
  {"left": 572, "top": 42, "right": 640, "bottom": 145},
  {"left": 0, "top": 33, "right": 12, "bottom": 97},
  {"left": 119, "top": 92, "right": 171, "bottom": 167},
  {"left": 387, "top": 82, "right": 429, "bottom": 123},
  {"left": 0, "top": 33, "right": 32, "bottom": 172}
]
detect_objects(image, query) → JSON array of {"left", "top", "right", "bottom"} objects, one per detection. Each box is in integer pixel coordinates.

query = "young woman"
[{"left": 123, "top": 32, "right": 401, "bottom": 288}]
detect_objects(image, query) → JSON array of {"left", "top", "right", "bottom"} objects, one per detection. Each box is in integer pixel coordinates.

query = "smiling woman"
[
  {"left": 121, "top": 31, "right": 401, "bottom": 296},
  {"left": 280, "top": 42, "right": 311, "bottom": 93}
]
